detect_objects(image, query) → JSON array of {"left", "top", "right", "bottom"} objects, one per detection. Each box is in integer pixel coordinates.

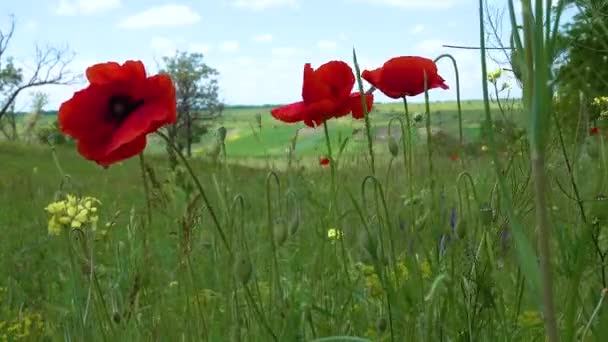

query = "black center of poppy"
[{"left": 108, "top": 95, "right": 144, "bottom": 122}]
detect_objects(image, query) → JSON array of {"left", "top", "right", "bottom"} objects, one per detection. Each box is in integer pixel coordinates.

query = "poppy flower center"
[{"left": 108, "top": 95, "right": 144, "bottom": 122}]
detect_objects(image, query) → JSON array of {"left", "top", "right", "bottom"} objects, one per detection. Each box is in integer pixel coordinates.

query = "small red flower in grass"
[
  {"left": 271, "top": 61, "right": 374, "bottom": 127},
  {"left": 319, "top": 157, "right": 330, "bottom": 166},
  {"left": 58, "top": 60, "right": 176, "bottom": 167},
  {"left": 362, "top": 56, "right": 449, "bottom": 99},
  {"left": 450, "top": 154, "right": 459, "bottom": 161},
  {"left": 590, "top": 127, "right": 600, "bottom": 136}
]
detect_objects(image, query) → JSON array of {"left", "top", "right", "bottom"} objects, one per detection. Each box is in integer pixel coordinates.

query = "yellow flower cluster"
[
  {"left": 356, "top": 260, "right": 411, "bottom": 298},
  {"left": 487, "top": 69, "right": 503, "bottom": 83},
  {"left": 517, "top": 310, "right": 542, "bottom": 328},
  {"left": 593, "top": 96, "right": 608, "bottom": 117},
  {"left": 327, "top": 228, "right": 343, "bottom": 241},
  {"left": 45, "top": 194, "right": 100, "bottom": 235},
  {"left": 0, "top": 312, "right": 44, "bottom": 341}
]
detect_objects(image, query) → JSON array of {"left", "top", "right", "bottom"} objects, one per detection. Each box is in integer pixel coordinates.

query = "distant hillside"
[{"left": 13, "top": 99, "right": 497, "bottom": 116}]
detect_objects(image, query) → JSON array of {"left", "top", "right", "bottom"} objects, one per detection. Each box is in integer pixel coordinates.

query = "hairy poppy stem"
[
  {"left": 353, "top": 48, "right": 376, "bottom": 175},
  {"left": 433, "top": 54, "right": 463, "bottom": 146},
  {"left": 401, "top": 97, "right": 415, "bottom": 203},
  {"left": 157, "top": 131, "right": 232, "bottom": 255}
]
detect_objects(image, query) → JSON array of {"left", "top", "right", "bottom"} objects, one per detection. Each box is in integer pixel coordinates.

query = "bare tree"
[{"left": 0, "top": 15, "right": 76, "bottom": 123}]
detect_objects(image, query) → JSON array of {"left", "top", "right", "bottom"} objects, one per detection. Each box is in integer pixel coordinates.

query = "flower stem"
[
  {"left": 157, "top": 131, "right": 232, "bottom": 255},
  {"left": 401, "top": 97, "right": 415, "bottom": 202},
  {"left": 353, "top": 48, "right": 376, "bottom": 175}
]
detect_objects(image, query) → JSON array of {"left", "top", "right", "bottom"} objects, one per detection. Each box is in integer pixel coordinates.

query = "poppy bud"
[
  {"left": 217, "top": 126, "right": 227, "bottom": 143},
  {"left": 413, "top": 112, "right": 423, "bottom": 123},
  {"left": 274, "top": 223, "right": 288, "bottom": 247},
  {"left": 480, "top": 204, "right": 493, "bottom": 226},
  {"left": 254, "top": 113, "right": 262, "bottom": 129},
  {"left": 388, "top": 136, "right": 399, "bottom": 157},
  {"left": 288, "top": 214, "right": 300, "bottom": 235},
  {"left": 590, "top": 194, "right": 608, "bottom": 223},
  {"left": 359, "top": 229, "right": 378, "bottom": 261},
  {"left": 376, "top": 317, "right": 387, "bottom": 333},
  {"left": 234, "top": 255, "right": 253, "bottom": 284},
  {"left": 455, "top": 217, "right": 467, "bottom": 240}
]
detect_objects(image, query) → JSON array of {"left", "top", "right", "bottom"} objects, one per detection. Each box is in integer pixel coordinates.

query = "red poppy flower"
[
  {"left": 362, "top": 56, "right": 449, "bottom": 99},
  {"left": 450, "top": 154, "right": 459, "bottom": 161},
  {"left": 319, "top": 156, "right": 330, "bottom": 166},
  {"left": 590, "top": 127, "right": 600, "bottom": 136},
  {"left": 271, "top": 61, "right": 374, "bottom": 127},
  {"left": 58, "top": 60, "right": 176, "bottom": 166}
]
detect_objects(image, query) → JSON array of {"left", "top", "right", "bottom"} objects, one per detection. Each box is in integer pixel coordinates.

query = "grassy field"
[{"left": 2, "top": 95, "right": 608, "bottom": 341}]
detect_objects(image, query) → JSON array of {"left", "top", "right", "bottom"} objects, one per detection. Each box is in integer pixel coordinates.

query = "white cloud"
[
  {"left": 189, "top": 43, "right": 212, "bottom": 54},
  {"left": 232, "top": 0, "right": 298, "bottom": 11},
  {"left": 410, "top": 24, "right": 424, "bottom": 34},
  {"left": 271, "top": 46, "right": 307, "bottom": 57},
  {"left": 56, "top": 0, "right": 121, "bottom": 15},
  {"left": 317, "top": 40, "right": 337, "bottom": 50},
  {"left": 220, "top": 41, "right": 239, "bottom": 52},
  {"left": 118, "top": 5, "right": 201, "bottom": 29},
  {"left": 252, "top": 33, "right": 273, "bottom": 43},
  {"left": 350, "top": 0, "right": 459, "bottom": 10}
]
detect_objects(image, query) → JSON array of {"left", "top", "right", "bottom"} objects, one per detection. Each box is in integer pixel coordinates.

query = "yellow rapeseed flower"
[
  {"left": 327, "top": 228, "right": 343, "bottom": 241},
  {"left": 487, "top": 69, "right": 502, "bottom": 83},
  {"left": 44, "top": 194, "right": 101, "bottom": 235},
  {"left": 517, "top": 310, "right": 542, "bottom": 328}
]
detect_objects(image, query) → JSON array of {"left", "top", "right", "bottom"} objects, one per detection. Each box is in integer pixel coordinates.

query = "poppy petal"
[
  {"left": 58, "top": 85, "right": 118, "bottom": 141},
  {"left": 302, "top": 63, "right": 332, "bottom": 103},
  {"left": 315, "top": 61, "right": 355, "bottom": 100},
  {"left": 349, "top": 92, "right": 374, "bottom": 119},
  {"left": 104, "top": 99, "right": 176, "bottom": 156},
  {"left": 96, "top": 135, "right": 148, "bottom": 167},
  {"left": 271, "top": 102, "right": 307, "bottom": 123},
  {"left": 86, "top": 60, "right": 146, "bottom": 85}
]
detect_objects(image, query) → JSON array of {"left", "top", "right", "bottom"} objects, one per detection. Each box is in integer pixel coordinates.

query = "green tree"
[
  {"left": 160, "top": 51, "right": 223, "bottom": 163},
  {"left": 555, "top": 0, "right": 608, "bottom": 133}
]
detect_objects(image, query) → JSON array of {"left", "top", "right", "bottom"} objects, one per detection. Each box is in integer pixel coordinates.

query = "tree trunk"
[{"left": 166, "top": 125, "right": 179, "bottom": 170}]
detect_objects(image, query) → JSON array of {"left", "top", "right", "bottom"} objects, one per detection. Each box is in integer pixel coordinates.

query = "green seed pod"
[
  {"left": 234, "top": 255, "right": 253, "bottom": 284},
  {"left": 359, "top": 229, "right": 378, "bottom": 261},
  {"left": 590, "top": 194, "right": 608, "bottom": 223},
  {"left": 388, "top": 136, "right": 399, "bottom": 157},
  {"left": 480, "top": 205, "right": 493, "bottom": 226},
  {"left": 376, "top": 317, "right": 387, "bottom": 333},
  {"left": 455, "top": 217, "right": 467, "bottom": 239},
  {"left": 273, "top": 223, "right": 288, "bottom": 247},
  {"left": 217, "top": 126, "right": 227, "bottom": 142},
  {"left": 254, "top": 113, "right": 262, "bottom": 129},
  {"left": 288, "top": 213, "right": 300, "bottom": 235}
]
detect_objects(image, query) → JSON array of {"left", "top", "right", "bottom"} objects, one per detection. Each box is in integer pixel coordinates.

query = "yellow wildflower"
[
  {"left": 327, "top": 228, "right": 343, "bottom": 241},
  {"left": 481, "top": 145, "right": 489, "bottom": 152},
  {"left": 420, "top": 261, "right": 432, "bottom": 279},
  {"left": 518, "top": 310, "right": 542, "bottom": 328},
  {"left": 487, "top": 69, "right": 502, "bottom": 83},
  {"left": 44, "top": 194, "right": 101, "bottom": 235}
]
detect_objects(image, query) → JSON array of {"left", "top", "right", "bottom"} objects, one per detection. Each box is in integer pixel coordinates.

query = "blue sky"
[{"left": 1, "top": 0, "right": 534, "bottom": 110}]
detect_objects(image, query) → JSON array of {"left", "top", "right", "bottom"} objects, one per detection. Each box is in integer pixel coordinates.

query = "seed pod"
[
  {"left": 217, "top": 126, "right": 227, "bottom": 143},
  {"left": 590, "top": 194, "right": 608, "bottom": 223},
  {"left": 274, "top": 223, "right": 288, "bottom": 247},
  {"left": 359, "top": 229, "right": 378, "bottom": 261},
  {"left": 480, "top": 204, "right": 493, "bottom": 226},
  {"left": 376, "top": 317, "right": 387, "bottom": 333},
  {"left": 288, "top": 213, "right": 300, "bottom": 235},
  {"left": 388, "top": 136, "right": 399, "bottom": 157},
  {"left": 455, "top": 217, "right": 467, "bottom": 240},
  {"left": 234, "top": 255, "right": 253, "bottom": 284}
]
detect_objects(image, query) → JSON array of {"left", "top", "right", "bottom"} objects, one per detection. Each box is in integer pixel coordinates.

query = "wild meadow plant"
[{"left": 3, "top": 0, "right": 608, "bottom": 341}]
